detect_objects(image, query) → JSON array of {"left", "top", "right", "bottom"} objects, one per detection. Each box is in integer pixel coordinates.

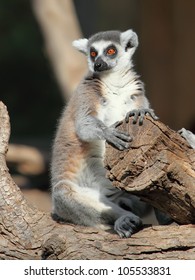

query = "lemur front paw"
[
  {"left": 114, "top": 213, "right": 142, "bottom": 238},
  {"left": 125, "top": 109, "right": 158, "bottom": 125},
  {"left": 104, "top": 121, "right": 132, "bottom": 150}
]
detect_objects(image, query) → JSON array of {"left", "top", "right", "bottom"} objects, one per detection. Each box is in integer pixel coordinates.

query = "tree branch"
[
  {"left": 0, "top": 102, "right": 195, "bottom": 259},
  {"left": 105, "top": 117, "right": 195, "bottom": 224},
  {"left": 32, "top": 0, "right": 87, "bottom": 99}
]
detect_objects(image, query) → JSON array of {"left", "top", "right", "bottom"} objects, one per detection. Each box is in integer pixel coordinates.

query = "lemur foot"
[
  {"left": 114, "top": 213, "right": 142, "bottom": 238},
  {"left": 104, "top": 121, "right": 132, "bottom": 150},
  {"left": 51, "top": 212, "right": 65, "bottom": 223},
  {"left": 154, "top": 208, "right": 173, "bottom": 225},
  {"left": 125, "top": 109, "right": 158, "bottom": 125},
  {"left": 178, "top": 128, "right": 195, "bottom": 149}
]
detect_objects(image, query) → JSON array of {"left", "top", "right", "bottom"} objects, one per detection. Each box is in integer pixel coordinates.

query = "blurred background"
[{"left": 0, "top": 0, "right": 195, "bottom": 212}]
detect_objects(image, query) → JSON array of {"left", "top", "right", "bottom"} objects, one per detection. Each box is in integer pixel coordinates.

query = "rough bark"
[
  {"left": 0, "top": 101, "right": 195, "bottom": 260},
  {"left": 105, "top": 117, "right": 195, "bottom": 224}
]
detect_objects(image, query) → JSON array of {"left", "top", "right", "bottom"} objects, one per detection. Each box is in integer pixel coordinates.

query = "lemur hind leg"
[{"left": 52, "top": 180, "right": 142, "bottom": 238}]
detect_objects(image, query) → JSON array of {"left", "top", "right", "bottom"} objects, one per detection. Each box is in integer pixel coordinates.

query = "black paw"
[
  {"left": 125, "top": 108, "right": 158, "bottom": 125},
  {"left": 51, "top": 213, "right": 65, "bottom": 223},
  {"left": 114, "top": 214, "right": 142, "bottom": 238},
  {"left": 154, "top": 208, "right": 173, "bottom": 225}
]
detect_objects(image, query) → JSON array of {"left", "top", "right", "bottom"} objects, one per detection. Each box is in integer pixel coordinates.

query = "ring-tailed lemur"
[{"left": 51, "top": 29, "right": 162, "bottom": 238}]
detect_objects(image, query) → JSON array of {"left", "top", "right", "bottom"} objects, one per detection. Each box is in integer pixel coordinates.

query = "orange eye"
[
  {"left": 107, "top": 48, "right": 116, "bottom": 55},
  {"left": 90, "top": 51, "right": 97, "bottom": 58}
]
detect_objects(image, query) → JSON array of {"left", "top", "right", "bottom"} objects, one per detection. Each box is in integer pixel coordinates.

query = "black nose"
[
  {"left": 94, "top": 58, "right": 108, "bottom": 72},
  {"left": 94, "top": 62, "right": 102, "bottom": 70}
]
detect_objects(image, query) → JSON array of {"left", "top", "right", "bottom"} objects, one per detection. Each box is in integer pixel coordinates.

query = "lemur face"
[
  {"left": 73, "top": 29, "right": 138, "bottom": 74},
  {"left": 88, "top": 40, "right": 118, "bottom": 72}
]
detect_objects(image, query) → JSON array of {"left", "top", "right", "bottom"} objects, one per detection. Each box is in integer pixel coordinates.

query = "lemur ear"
[
  {"left": 72, "top": 38, "right": 88, "bottom": 55},
  {"left": 120, "top": 29, "right": 138, "bottom": 51}
]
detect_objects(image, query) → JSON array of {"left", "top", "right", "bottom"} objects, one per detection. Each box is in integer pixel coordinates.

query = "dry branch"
[
  {"left": 7, "top": 144, "right": 45, "bottom": 175},
  {"left": 0, "top": 101, "right": 195, "bottom": 259},
  {"left": 105, "top": 117, "right": 195, "bottom": 224}
]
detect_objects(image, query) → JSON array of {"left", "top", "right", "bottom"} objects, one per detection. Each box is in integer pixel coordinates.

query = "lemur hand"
[
  {"left": 125, "top": 108, "right": 159, "bottom": 125},
  {"left": 103, "top": 121, "right": 132, "bottom": 150}
]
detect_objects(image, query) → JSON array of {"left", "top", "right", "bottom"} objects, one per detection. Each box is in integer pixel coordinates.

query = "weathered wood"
[
  {"left": 41, "top": 224, "right": 195, "bottom": 260},
  {"left": 105, "top": 117, "right": 195, "bottom": 224},
  {"left": 0, "top": 101, "right": 195, "bottom": 259}
]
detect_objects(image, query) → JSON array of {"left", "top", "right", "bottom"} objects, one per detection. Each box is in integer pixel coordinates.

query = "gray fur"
[
  {"left": 178, "top": 128, "right": 195, "bottom": 149},
  {"left": 88, "top": 30, "right": 121, "bottom": 46},
  {"left": 51, "top": 29, "right": 160, "bottom": 238}
]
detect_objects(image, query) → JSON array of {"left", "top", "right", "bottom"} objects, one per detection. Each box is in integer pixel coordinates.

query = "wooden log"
[
  {"left": 0, "top": 101, "right": 195, "bottom": 259},
  {"left": 105, "top": 117, "right": 195, "bottom": 224}
]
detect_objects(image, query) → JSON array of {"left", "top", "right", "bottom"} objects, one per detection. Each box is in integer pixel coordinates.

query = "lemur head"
[{"left": 72, "top": 29, "right": 138, "bottom": 74}]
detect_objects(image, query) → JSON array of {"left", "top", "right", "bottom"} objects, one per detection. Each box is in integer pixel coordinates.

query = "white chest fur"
[{"left": 97, "top": 73, "right": 141, "bottom": 126}]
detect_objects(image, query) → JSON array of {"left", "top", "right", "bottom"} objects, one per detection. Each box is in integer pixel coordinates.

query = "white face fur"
[{"left": 72, "top": 29, "right": 138, "bottom": 74}]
